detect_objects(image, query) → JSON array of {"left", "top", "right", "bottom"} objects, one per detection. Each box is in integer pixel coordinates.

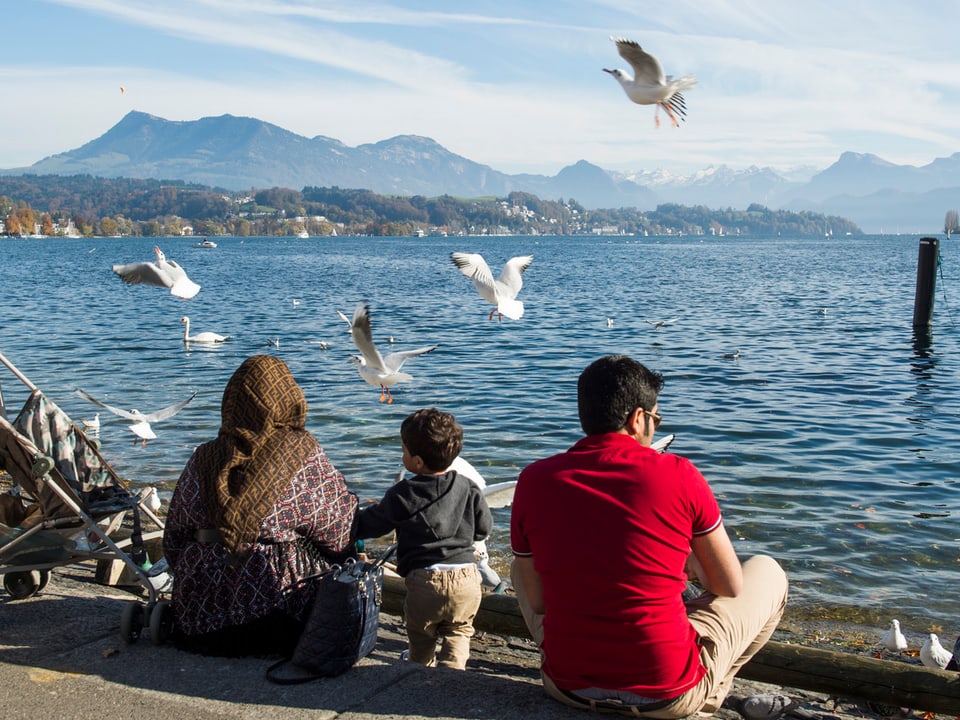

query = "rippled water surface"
[{"left": 1, "top": 234, "right": 958, "bottom": 624}]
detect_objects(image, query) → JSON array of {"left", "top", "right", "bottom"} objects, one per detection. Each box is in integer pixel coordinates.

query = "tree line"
[{"left": 0, "top": 174, "right": 862, "bottom": 238}]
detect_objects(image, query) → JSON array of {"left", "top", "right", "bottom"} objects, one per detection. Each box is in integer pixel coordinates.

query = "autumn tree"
[
  {"left": 99, "top": 216, "right": 119, "bottom": 237},
  {"left": 5, "top": 213, "right": 21, "bottom": 235},
  {"left": 12, "top": 204, "right": 36, "bottom": 234}
]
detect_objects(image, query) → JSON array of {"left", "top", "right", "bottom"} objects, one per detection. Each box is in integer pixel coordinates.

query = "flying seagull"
[
  {"left": 450, "top": 252, "right": 533, "bottom": 321},
  {"left": 337, "top": 303, "right": 437, "bottom": 403},
  {"left": 604, "top": 37, "right": 696, "bottom": 128},
  {"left": 645, "top": 317, "right": 678, "bottom": 330},
  {"left": 179, "top": 316, "right": 228, "bottom": 344},
  {"left": 76, "top": 388, "right": 197, "bottom": 445},
  {"left": 112, "top": 245, "right": 201, "bottom": 299}
]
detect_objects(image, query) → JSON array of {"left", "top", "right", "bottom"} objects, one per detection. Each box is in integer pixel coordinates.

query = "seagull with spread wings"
[
  {"left": 604, "top": 37, "right": 696, "bottom": 128},
  {"left": 450, "top": 252, "right": 533, "bottom": 321},
  {"left": 76, "top": 388, "right": 197, "bottom": 445},
  {"left": 645, "top": 317, "right": 679, "bottom": 330},
  {"left": 337, "top": 303, "right": 437, "bottom": 404},
  {"left": 112, "top": 245, "right": 201, "bottom": 299}
]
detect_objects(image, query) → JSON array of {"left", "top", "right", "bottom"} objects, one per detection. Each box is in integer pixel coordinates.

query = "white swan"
[{"left": 180, "top": 316, "right": 228, "bottom": 344}]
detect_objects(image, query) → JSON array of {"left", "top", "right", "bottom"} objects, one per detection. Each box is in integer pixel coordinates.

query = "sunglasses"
[{"left": 641, "top": 408, "right": 662, "bottom": 430}]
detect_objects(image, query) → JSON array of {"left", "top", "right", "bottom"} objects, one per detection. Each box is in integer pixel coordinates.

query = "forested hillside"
[{"left": 0, "top": 174, "right": 861, "bottom": 238}]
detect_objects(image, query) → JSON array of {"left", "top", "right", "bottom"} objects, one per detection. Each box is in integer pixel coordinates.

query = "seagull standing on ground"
[
  {"left": 75, "top": 388, "right": 197, "bottom": 445},
  {"left": 112, "top": 245, "right": 201, "bottom": 299},
  {"left": 450, "top": 252, "right": 533, "bottom": 321},
  {"left": 604, "top": 37, "right": 696, "bottom": 128},
  {"left": 920, "top": 633, "right": 953, "bottom": 669},
  {"left": 337, "top": 304, "right": 437, "bottom": 403},
  {"left": 880, "top": 618, "right": 908, "bottom": 653}
]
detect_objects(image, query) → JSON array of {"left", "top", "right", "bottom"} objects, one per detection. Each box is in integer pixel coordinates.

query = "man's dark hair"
[
  {"left": 577, "top": 355, "right": 664, "bottom": 435},
  {"left": 400, "top": 407, "right": 463, "bottom": 473}
]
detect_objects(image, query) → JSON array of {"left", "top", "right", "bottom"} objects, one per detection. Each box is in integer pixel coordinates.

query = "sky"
[{"left": 5, "top": 1, "right": 960, "bottom": 179}]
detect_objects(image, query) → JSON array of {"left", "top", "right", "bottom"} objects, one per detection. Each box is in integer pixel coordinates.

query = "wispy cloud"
[{"left": 8, "top": 1, "right": 960, "bottom": 175}]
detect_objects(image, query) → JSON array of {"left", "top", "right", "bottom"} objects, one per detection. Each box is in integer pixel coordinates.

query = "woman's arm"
[{"left": 296, "top": 447, "right": 359, "bottom": 555}]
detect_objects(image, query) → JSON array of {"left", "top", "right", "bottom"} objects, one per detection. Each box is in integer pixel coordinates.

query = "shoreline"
[
  {"left": 1, "top": 565, "right": 957, "bottom": 720},
  {"left": 0, "top": 468, "right": 952, "bottom": 647}
]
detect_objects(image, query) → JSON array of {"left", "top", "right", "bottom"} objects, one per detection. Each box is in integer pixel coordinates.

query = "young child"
[{"left": 357, "top": 408, "right": 492, "bottom": 670}]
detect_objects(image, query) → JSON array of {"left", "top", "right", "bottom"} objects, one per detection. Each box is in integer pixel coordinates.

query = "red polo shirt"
[{"left": 511, "top": 433, "right": 722, "bottom": 698}]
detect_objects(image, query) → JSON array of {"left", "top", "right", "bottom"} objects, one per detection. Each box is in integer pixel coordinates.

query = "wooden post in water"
[{"left": 912, "top": 236, "right": 939, "bottom": 327}]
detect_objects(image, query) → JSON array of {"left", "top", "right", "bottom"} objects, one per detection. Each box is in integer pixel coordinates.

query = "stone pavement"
[{"left": 0, "top": 564, "right": 954, "bottom": 720}]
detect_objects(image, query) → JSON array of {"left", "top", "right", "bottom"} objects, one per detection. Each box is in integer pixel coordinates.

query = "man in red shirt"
[{"left": 511, "top": 355, "right": 787, "bottom": 718}]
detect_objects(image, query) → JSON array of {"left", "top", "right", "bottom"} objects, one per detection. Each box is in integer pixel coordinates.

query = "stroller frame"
[{"left": 0, "top": 350, "right": 166, "bottom": 617}]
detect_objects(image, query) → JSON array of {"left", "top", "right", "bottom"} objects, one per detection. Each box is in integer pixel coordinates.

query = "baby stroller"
[{"left": 0, "top": 350, "right": 171, "bottom": 643}]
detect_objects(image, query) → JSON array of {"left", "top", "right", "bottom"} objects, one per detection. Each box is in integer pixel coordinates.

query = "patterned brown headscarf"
[{"left": 194, "top": 355, "right": 318, "bottom": 555}]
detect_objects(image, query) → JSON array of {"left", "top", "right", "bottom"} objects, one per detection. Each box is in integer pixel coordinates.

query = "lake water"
[{"left": 1, "top": 233, "right": 957, "bottom": 629}]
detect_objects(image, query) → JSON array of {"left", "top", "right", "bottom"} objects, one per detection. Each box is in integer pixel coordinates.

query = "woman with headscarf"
[{"left": 163, "top": 355, "right": 358, "bottom": 656}]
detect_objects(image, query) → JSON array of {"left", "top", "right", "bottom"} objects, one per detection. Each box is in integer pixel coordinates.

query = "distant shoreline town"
[{"left": 0, "top": 175, "right": 860, "bottom": 239}]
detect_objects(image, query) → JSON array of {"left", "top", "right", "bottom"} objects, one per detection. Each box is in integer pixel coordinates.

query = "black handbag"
[{"left": 266, "top": 547, "right": 394, "bottom": 683}]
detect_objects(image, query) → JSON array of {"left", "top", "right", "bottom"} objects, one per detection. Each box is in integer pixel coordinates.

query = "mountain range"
[{"left": 6, "top": 110, "right": 960, "bottom": 234}]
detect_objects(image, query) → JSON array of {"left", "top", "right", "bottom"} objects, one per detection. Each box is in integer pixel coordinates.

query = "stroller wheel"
[
  {"left": 31, "top": 455, "right": 55, "bottom": 477},
  {"left": 120, "top": 601, "right": 146, "bottom": 644},
  {"left": 36, "top": 570, "right": 51, "bottom": 592},
  {"left": 149, "top": 599, "right": 174, "bottom": 645},
  {"left": 3, "top": 570, "right": 43, "bottom": 599}
]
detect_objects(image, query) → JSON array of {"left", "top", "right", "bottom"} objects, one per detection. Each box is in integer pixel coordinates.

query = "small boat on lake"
[{"left": 193, "top": 238, "right": 217, "bottom": 248}]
